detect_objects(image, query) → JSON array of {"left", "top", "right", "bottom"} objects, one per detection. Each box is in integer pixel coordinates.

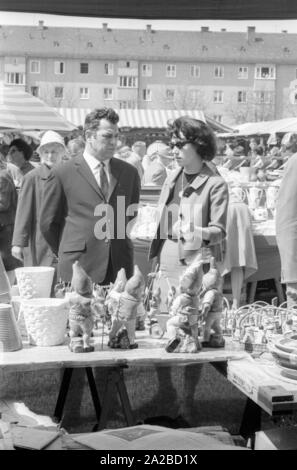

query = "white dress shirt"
[{"left": 83, "top": 150, "right": 111, "bottom": 185}]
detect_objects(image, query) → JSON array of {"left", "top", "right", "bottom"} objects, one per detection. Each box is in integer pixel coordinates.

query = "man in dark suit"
[{"left": 39, "top": 108, "right": 141, "bottom": 284}]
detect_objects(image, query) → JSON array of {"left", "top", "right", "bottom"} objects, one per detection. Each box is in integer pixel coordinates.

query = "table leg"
[
  {"left": 274, "top": 278, "right": 285, "bottom": 304},
  {"left": 116, "top": 368, "right": 135, "bottom": 427},
  {"left": 85, "top": 367, "right": 102, "bottom": 422},
  {"left": 94, "top": 367, "right": 135, "bottom": 431},
  {"left": 248, "top": 281, "right": 257, "bottom": 304},
  {"left": 239, "top": 397, "right": 262, "bottom": 445},
  {"left": 54, "top": 368, "right": 73, "bottom": 423}
]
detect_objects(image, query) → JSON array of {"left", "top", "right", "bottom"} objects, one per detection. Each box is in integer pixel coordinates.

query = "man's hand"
[{"left": 12, "top": 246, "right": 24, "bottom": 262}]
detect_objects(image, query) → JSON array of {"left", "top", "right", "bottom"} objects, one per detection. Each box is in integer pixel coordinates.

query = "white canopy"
[{"left": 233, "top": 117, "right": 297, "bottom": 136}]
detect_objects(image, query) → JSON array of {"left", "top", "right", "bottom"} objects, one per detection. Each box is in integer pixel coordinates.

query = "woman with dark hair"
[
  {"left": 147, "top": 117, "right": 229, "bottom": 417},
  {"left": 7, "top": 138, "right": 35, "bottom": 187},
  {"left": 149, "top": 116, "right": 229, "bottom": 289}
]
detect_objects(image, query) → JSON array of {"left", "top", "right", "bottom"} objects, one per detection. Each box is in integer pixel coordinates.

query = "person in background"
[
  {"left": 276, "top": 151, "right": 297, "bottom": 307},
  {"left": 143, "top": 142, "right": 175, "bottom": 186},
  {"left": 7, "top": 138, "right": 35, "bottom": 188},
  {"left": 0, "top": 159, "right": 22, "bottom": 285},
  {"left": 12, "top": 131, "right": 66, "bottom": 269},
  {"left": 126, "top": 141, "right": 146, "bottom": 181},
  {"left": 116, "top": 146, "right": 131, "bottom": 161},
  {"left": 67, "top": 138, "right": 85, "bottom": 159}
]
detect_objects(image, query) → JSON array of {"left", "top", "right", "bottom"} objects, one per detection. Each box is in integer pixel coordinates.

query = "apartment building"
[{"left": 1, "top": 22, "right": 297, "bottom": 126}]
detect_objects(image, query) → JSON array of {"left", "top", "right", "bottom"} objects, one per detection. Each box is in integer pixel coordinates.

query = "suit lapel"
[
  {"left": 108, "top": 158, "right": 122, "bottom": 200},
  {"left": 190, "top": 163, "right": 213, "bottom": 191},
  {"left": 75, "top": 156, "right": 105, "bottom": 200}
]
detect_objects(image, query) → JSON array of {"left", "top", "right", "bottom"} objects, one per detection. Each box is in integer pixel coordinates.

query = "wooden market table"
[
  {"left": 0, "top": 332, "right": 247, "bottom": 432},
  {"left": 2, "top": 330, "right": 297, "bottom": 443},
  {"left": 227, "top": 355, "right": 297, "bottom": 445}
]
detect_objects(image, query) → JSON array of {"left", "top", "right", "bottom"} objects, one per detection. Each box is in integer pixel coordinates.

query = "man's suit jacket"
[
  {"left": 40, "top": 155, "right": 140, "bottom": 283},
  {"left": 12, "top": 164, "right": 56, "bottom": 267}
]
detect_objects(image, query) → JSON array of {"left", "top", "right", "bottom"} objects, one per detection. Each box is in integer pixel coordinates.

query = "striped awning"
[
  {"left": 56, "top": 108, "right": 206, "bottom": 129},
  {"left": 0, "top": 84, "right": 76, "bottom": 132}
]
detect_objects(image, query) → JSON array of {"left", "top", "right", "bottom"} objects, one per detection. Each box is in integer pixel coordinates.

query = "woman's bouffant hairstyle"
[
  {"left": 168, "top": 116, "right": 217, "bottom": 161},
  {"left": 84, "top": 108, "right": 119, "bottom": 136},
  {"left": 9, "top": 139, "right": 33, "bottom": 161}
]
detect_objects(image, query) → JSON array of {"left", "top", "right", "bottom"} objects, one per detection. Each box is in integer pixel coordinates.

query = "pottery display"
[
  {"left": 0, "top": 303, "right": 22, "bottom": 352},
  {"left": 22, "top": 298, "right": 68, "bottom": 346},
  {"left": 15, "top": 267, "right": 55, "bottom": 299}
]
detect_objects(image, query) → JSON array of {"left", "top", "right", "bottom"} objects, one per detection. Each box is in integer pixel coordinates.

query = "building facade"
[{"left": 2, "top": 22, "right": 297, "bottom": 126}]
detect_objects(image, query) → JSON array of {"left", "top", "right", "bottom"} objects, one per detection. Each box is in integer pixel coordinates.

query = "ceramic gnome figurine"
[
  {"left": 147, "top": 287, "right": 162, "bottom": 325},
  {"left": 201, "top": 257, "right": 225, "bottom": 348},
  {"left": 68, "top": 260, "right": 94, "bottom": 353},
  {"left": 92, "top": 285, "right": 109, "bottom": 329},
  {"left": 105, "top": 268, "right": 127, "bottom": 318},
  {"left": 166, "top": 285, "right": 177, "bottom": 313},
  {"left": 108, "top": 265, "right": 145, "bottom": 349},
  {"left": 165, "top": 260, "right": 203, "bottom": 353}
]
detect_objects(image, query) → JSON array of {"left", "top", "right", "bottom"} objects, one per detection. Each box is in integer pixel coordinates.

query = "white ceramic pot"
[
  {"left": 15, "top": 267, "right": 55, "bottom": 299},
  {"left": 21, "top": 298, "right": 69, "bottom": 346}
]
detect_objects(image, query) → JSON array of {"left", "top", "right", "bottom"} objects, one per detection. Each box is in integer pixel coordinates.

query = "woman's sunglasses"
[{"left": 169, "top": 140, "right": 192, "bottom": 149}]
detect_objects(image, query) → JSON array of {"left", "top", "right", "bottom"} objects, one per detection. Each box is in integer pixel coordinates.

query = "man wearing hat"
[
  {"left": 11, "top": 131, "right": 66, "bottom": 267},
  {"left": 143, "top": 141, "right": 175, "bottom": 185}
]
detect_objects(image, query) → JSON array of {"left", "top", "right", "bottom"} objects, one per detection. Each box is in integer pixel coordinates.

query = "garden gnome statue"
[
  {"left": 108, "top": 265, "right": 145, "bottom": 349},
  {"left": 105, "top": 268, "right": 127, "bottom": 318},
  {"left": 201, "top": 257, "right": 225, "bottom": 348},
  {"left": 165, "top": 260, "right": 203, "bottom": 353},
  {"left": 68, "top": 260, "right": 94, "bottom": 353},
  {"left": 147, "top": 287, "right": 162, "bottom": 325},
  {"left": 166, "top": 285, "right": 177, "bottom": 313}
]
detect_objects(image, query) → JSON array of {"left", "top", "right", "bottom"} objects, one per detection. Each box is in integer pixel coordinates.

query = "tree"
[
  {"left": 157, "top": 86, "right": 211, "bottom": 111},
  {"left": 39, "top": 83, "right": 79, "bottom": 108},
  {"left": 227, "top": 89, "right": 276, "bottom": 125}
]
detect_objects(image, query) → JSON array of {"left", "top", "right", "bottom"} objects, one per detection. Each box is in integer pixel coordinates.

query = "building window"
[
  {"left": 103, "top": 88, "right": 113, "bottom": 100},
  {"left": 119, "top": 101, "right": 137, "bottom": 109},
  {"left": 30, "top": 60, "right": 40, "bottom": 74},
  {"left": 104, "top": 63, "right": 114, "bottom": 76},
  {"left": 30, "top": 86, "right": 39, "bottom": 97},
  {"left": 213, "top": 115, "right": 222, "bottom": 123},
  {"left": 126, "top": 61, "right": 130, "bottom": 68},
  {"left": 166, "top": 89, "right": 175, "bottom": 101},
  {"left": 142, "top": 63, "right": 152, "bottom": 77},
  {"left": 166, "top": 64, "right": 176, "bottom": 78},
  {"left": 54, "top": 87, "right": 64, "bottom": 99},
  {"left": 54, "top": 61, "right": 65, "bottom": 75},
  {"left": 254, "top": 91, "right": 274, "bottom": 104},
  {"left": 237, "top": 90, "right": 247, "bottom": 103},
  {"left": 119, "top": 76, "right": 137, "bottom": 88},
  {"left": 255, "top": 65, "right": 276, "bottom": 79},
  {"left": 213, "top": 90, "right": 224, "bottom": 103},
  {"left": 190, "top": 65, "right": 200, "bottom": 78},
  {"left": 238, "top": 66, "right": 248, "bottom": 79},
  {"left": 143, "top": 89, "right": 152, "bottom": 101},
  {"left": 5, "top": 72, "right": 25, "bottom": 85},
  {"left": 80, "top": 63, "right": 89, "bottom": 74},
  {"left": 214, "top": 65, "right": 224, "bottom": 78},
  {"left": 80, "top": 87, "right": 89, "bottom": 99}
]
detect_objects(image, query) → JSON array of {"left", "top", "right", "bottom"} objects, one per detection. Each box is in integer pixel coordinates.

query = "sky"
[{"left": 1, "top": 12, "right": 297, "bottom": 33}]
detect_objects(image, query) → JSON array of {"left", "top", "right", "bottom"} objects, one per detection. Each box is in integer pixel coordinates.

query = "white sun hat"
[{"left": 37, "top": 130, "right": 66, "bottom": 153}]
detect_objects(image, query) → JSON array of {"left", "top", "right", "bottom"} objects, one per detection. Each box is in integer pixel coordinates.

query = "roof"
[
  {"left": 56, "top": 108, "right": 205, "bottom": 128},
  {"left": 2, "top": 26, "right": 297, "bottom": 63},
  {"left": 233, "top": 117, "right": 297, "bottom": 136},
  {"left": 1, "top": 0, "right": 297, "bottom": 20},
  {"left": 56, "top": 107, "right": 233, "bottom": 133}
]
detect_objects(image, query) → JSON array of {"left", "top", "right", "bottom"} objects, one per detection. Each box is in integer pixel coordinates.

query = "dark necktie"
[{"left": 98, "top": 161, "right": 109, "bottom": 200}]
